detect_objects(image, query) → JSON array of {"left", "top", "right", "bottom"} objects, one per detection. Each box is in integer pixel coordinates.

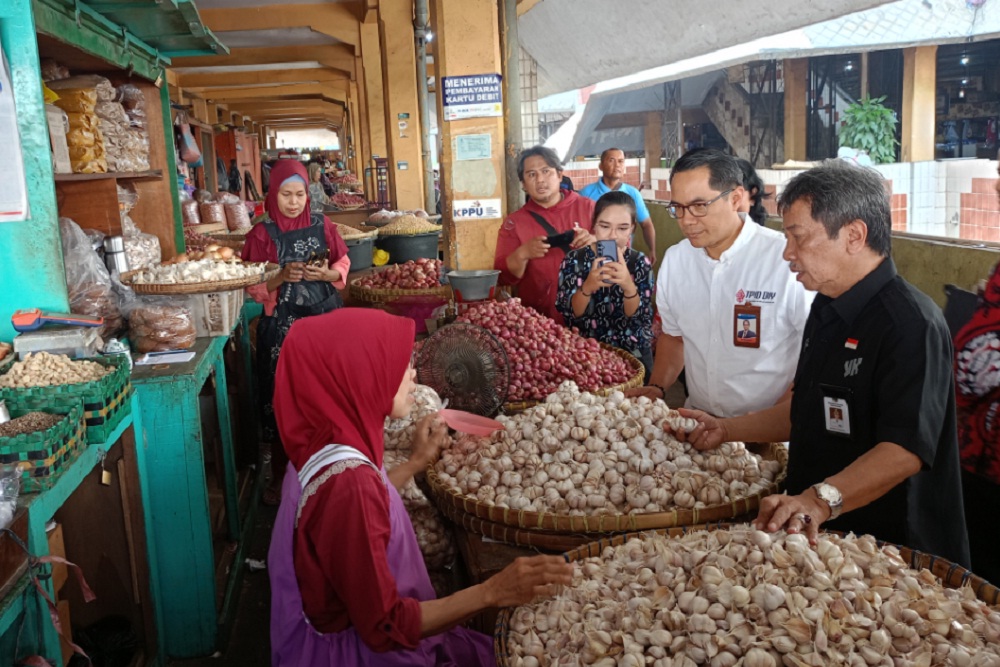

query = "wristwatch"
[{"left": 811, "top": 482, "right": 844, "bottom": 520}]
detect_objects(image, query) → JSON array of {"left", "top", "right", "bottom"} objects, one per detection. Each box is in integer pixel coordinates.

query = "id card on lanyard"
[
  {"left": 734, "top": 302, "right": 761, "bottom": 348},
  {"left": 820, "top": 383, "right": 853, "bottom": 438}
]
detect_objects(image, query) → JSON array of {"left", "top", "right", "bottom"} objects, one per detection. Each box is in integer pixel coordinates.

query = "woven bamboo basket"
[
  {"left": 502, "top": 344, "right": 645, "bottom": 414},
  {"left": 493, "top": 526, "right": 1000, "bottom": 667},
  {"left": 349, "top": 271, "right": 451, "bottom": 304},
  {"left": 121, "top": 263, "right": 279, "bottom": 295},
  {"left": 427, "top": 442, "right": 787, "bottom": 535}
]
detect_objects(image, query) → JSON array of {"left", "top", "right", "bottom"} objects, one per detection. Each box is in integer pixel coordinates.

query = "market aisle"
[{"left": 168, "top": 505, "right": 276, "bottom": 667}]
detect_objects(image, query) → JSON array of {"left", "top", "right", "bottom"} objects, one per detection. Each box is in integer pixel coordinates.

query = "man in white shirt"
[{"left": 631, "top": 149, "right": 813, "bottom": 418}]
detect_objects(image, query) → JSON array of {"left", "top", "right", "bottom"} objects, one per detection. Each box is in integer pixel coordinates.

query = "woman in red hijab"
[
  {"left": 243, "top": 159, "right": 352, "bottom": 504},
  {"left": 268, "top": 309, "right": 572, "bottom": 666}
]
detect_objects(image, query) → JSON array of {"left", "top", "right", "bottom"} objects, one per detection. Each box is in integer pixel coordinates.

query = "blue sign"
[{"left": 441, "top": 74, "right": 503, "bottom": 121}]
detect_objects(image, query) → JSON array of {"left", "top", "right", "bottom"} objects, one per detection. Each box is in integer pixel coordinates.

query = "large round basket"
[
  {"left": 493, "top": 527, "right": 1000, "bottom": 667},
  {"left": 349, "top": 273, "right": 452, "bottom": 304},
  {"left": 502, "top": 344, "right": 645, "bottom": 414},
  {"left": 121, "top": 262, "right": 279, "bottom": 295},
  {"left": 436, "top": 500, "right": 610, "bottom": 552},
  {"left": 427, "top": 442, "right": 787, "bottom": 535}
]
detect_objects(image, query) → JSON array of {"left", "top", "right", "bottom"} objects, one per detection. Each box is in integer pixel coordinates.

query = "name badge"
[
  {"left": 823, "top": 395, "right": 851, "bottom": 436},
  {"left": 733, "top": 302, "right": 761, "bottom": 348}
]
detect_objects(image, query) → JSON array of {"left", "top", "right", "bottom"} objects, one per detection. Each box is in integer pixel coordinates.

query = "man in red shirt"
[{"left": 494, "top": 146, "right": 595, "bottom": 322}]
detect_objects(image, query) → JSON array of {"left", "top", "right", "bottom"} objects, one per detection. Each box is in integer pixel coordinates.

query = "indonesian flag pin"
[{"left": 845, "top": 338, "right": 859, "bottom": 350}]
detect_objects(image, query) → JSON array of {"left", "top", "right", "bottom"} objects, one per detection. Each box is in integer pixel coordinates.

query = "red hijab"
[
  {"left": 265, "top": 159, "right": 312, "bottom": 230},
  {"left": 273, "top": 308, "right": 415, "bottom": 470}
]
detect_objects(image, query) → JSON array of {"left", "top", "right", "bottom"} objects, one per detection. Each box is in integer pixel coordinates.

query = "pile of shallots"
[
  {"left": 456, "top": 299, "right": 635, "bottom": 402},
  {"left": 433, "top": 382, "right": 782, "bottom": 516},
  {"left": 505, "top": 527, "right": 1000, "bottom": 667},
  {"left": 358, "top": 258, "right": 442, "bottom": 290},
  {"left": 383, "top": 385, "right": 456, "bottom": 571}
]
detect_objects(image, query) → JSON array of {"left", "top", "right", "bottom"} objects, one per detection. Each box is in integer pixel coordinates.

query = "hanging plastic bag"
[{"left": 178, "top": 122, "right": 201, "bottom": 165}]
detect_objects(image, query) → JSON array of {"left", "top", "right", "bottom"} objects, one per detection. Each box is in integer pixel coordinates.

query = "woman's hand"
[
  {"left": 303, "top": 263, "right": 341, "bottom": 283},
  {"left": 281, "top": 262, "right": 306, "bottom": 284},
  {"left": 408, "top": 414, "right": 449, "bottom": 468},
  {"left": 581, "top": 258, "right": 610, "bottom": 295},
  {"left": 483, "top": 555, "right": 574, "bottom": 608},
  {"left": 516, "top": 236, "right": 550, "bottom": 262},
  {"left": 602, "top": 259, "right": 634, "bottom": 290}
]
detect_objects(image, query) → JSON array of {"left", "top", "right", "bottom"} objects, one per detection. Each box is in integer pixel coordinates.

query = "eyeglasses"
[{"left": 668, "top": 189, "right": 734, "bottom": 219}]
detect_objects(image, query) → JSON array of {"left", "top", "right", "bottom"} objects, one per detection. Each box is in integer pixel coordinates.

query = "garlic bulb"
[
  {"left": 506, "top": 527, "right": 1000, "bottom": 666},
  {"left": 130, "top": 258, "right": 265, "bottom": 285}
]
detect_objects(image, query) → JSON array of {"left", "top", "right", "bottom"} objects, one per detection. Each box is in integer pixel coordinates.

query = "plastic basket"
[
  {"left": 184, "top": 290, "right": 244, "bottom": 337},
  {"left": 0, "top": 401, "right": 86, "bottom": 492},
  {"left": 0, "top": 354, "right": 131, "bottom": 445}
]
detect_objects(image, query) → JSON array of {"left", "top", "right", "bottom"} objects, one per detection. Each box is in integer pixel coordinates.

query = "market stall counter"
[{"left": 130, "top": 334, "right": 262, "bottom": 658}]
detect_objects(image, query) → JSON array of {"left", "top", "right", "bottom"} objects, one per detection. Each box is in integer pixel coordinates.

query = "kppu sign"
[
  {"left": 441, "top": 74, "right": 502, "bottom": 121},
  {"left": 453, "top": 198, "right": 502, "bottom": 220}
]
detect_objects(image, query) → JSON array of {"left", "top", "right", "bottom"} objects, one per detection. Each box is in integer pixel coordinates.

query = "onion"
[{"left": 358, "top": 259, "right": 442, "bottom": 289}]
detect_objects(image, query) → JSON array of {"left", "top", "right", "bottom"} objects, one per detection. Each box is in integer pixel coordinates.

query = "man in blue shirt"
[{"left": 580, "top": 147, "right": 657, "bottom": 263}]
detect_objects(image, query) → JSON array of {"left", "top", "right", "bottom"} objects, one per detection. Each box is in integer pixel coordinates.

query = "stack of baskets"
[{"left": 0, "top": 354, "right": 131, "bottom": 491}]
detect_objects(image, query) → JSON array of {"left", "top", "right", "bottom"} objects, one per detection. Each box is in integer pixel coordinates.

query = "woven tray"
[
  {"left": 437, "top": 500, "right": 603, "bottom": 552},
  {"left": 349, "top": 271, "right": 452, "bottom": 303},
  {"left": 427, "top": 442, "right": 787, "bottom": 534},
  {"left": 502, "top": 344, "right": 645, "bottom": 414},
  {"left": 0, "top": 401, "right": 86, "bottom": 493},
  {"left": 0, "top": 354, "right": 131, "bottom": 445},
  {"left": 202, "top": 233, "right": 246, "bottom": 250},
  {"left": 121, "top": 263, "right": 279, "bottom": 295},
  {"left": 493, "top": 526, "right": 1000, "bottom": 667}
]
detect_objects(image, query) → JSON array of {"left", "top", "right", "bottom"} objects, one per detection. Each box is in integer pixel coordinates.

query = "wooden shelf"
[{"left": 54, "top": 170, "right": 163, "bottom": 183}]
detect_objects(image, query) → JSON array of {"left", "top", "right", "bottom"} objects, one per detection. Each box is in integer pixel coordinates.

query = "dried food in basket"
[
  {"left": 376, "top": 214, "right": 441, "bottom": 236},
  {"left": 433, "top": 382, "right": 783, "bottom": 519},
  {"left": 457, "top": 298, "right": 634, "bottom": 401},
  {"left": 356, "top": 259, "right": 442, "bottom": 290},
  {"left": 334, "top": 223, "right": 378, "bottom": 241},
  {"left": 331, "top": 192, "right": 367, "bottom": 209},
  {"left": 171, "top": 245, "right": 238, "bottom": 263},
  {"left": 0, "top": 352, "right": 112, "bottom": 389},
  {"left": 0, "top": 412, "right": 62, "bottom": 438},
  {"left": 501, "top": 527, "right": 1000, "bottom": 667}
]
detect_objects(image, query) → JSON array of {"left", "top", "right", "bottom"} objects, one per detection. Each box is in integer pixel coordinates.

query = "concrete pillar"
[
  {"left": 431, "top": 0, "right": 505, "bottom": 269},
  {"left": 361, "top": 17, "right": 389, "bottom": 162},
  {"left": 644, "top": 111, "right": 662, "bottom": 185},
  {"left": 349, "top": 91, "right": 362, "bottom": 176},
  {"left": 380, "top": 0, "right": 426, "bottom": 210},
  {"left": 191, "top": 97, "right": 211, "bottom": 126},
  {"left": 783, "top": 58, "right": 809, "bottom": 161},
  {"left": 354, "top": 57, "right": 373, "bottom": 176},
  {"left": 901, "top": 46, "right": 937, "bottom": 163}
]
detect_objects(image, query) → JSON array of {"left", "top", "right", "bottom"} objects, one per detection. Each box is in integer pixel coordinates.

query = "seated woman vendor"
[
  {"left": 242, "top": 159, "right": 351, "bottom": 505},
  {"left": 268, "top": 308, "right": 573, "bottom": 667},
  {"left": 556, "top": 190, "right": 654, "bottom": 381}
]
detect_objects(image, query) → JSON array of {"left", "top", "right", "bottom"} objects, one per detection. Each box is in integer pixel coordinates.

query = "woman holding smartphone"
[{"left": 556, "top": 190, "right": 655, "bottom": 381}]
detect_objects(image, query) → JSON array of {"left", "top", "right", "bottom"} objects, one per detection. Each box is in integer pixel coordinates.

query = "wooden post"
[
  {"left": 901, "top": 46, "right": 937, "bottom": 163},
  {"left": 783, "top": 58, "right": 809, "bottom": 161}
]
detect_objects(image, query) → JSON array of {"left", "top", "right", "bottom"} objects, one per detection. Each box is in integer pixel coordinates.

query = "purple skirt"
[{"left": 268, "top": 464, "right": 495, "bottom": 666}]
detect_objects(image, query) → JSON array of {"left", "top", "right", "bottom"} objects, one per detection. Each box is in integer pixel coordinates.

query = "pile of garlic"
[
  {"left": 506, "top": 527, "right": 1000, "bottom": 667},
  {"left": 383, "top": 385, "right": 456, "bottom": 570},
  {"left": 129, "top": 259, "right": 266, "bottom": 285},
  {"left": 434, "top": 382, "right": 782, "bottom": 516}
]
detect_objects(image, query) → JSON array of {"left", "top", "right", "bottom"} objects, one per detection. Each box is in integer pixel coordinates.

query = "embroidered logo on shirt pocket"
[{"left": 844, "top": 358, "right": 863, "bottom": 378}]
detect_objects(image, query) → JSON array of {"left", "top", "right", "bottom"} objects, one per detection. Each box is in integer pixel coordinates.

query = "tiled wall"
[
  {"left": 643, "top": 160, "right": 999, "bottom": 242},
  {"left": 563, "top": 158, "right": 644, "bottom": 192}
]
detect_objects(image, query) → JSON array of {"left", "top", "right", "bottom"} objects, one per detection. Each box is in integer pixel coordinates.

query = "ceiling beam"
[
  {"left": 200, "top": 4, "right": 360, "bottom": 54},
  {"left": 172, "top": 45, "right": 356, "bottom": 79},
  {"left": 176, "top": 68, "right": 349, "bottom": 89},
  {"left": 202, "top": 84, "right": 347, "bottom": 103}
]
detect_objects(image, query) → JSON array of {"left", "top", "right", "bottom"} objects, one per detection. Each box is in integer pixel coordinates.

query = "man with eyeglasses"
[
  {"left": 631, "top": 149, "right": 812, "bottom": 420},
  {"left": 580, "top": 148, "right": 657, "bottom": 264},
  {"left": 494, "top": 145, "right": 596, "bottom": 322}
]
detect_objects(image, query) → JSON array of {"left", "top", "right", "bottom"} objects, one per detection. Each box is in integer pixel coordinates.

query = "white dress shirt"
[{"left": 656, "top": 221, "right": 814, "bottom": 418}]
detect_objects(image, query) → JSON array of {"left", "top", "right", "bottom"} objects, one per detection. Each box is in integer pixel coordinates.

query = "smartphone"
[{"left": 596, "top": 239, "right": 618, "bottom": 264}]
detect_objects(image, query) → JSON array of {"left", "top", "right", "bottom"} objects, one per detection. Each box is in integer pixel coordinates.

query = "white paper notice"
[{"left": 0, "top": 39, "right": 29, "bottom": 223}]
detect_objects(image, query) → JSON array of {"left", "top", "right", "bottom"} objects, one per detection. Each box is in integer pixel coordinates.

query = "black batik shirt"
[{"left": 787, "top": 258, "right": 970, "bottom": 567}]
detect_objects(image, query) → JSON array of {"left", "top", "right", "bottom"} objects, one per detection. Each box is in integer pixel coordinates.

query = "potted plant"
[{"left": 839, "top": 96, "right": 899, "bottom": 164}]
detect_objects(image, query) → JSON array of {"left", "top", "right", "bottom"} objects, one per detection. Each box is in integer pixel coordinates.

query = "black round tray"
[{"left": 374, "top": 231, "right": 441, "bottom": 264}]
